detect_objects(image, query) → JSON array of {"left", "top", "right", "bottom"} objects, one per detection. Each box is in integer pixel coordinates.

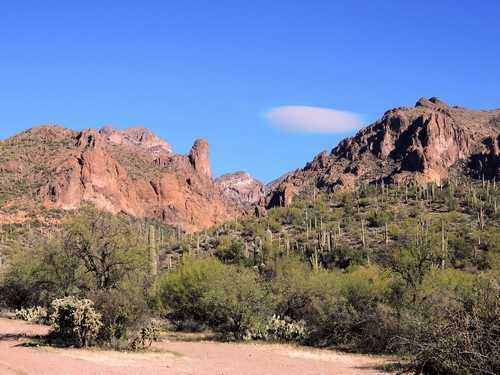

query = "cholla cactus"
[
  {"left": 129, "top": 320, "right": 160, "bottom": 350},
  {"left": 50, "top": 296, "right": 102, "bottom": 347},
  {"left": 250, "top": 315, "right": 307, "bottom": 342},
  {"left": 15, "top": 306, "right": 48, "bottom": 323}
]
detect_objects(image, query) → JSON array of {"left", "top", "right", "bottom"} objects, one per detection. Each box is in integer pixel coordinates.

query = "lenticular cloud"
[{"left": 266, "top": 106, "right": 363, "bottom": 133}]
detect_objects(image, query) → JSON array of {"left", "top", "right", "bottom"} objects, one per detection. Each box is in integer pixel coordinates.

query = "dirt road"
[{"left": 0, "top": 318, "right": 393, "bottom": 375}]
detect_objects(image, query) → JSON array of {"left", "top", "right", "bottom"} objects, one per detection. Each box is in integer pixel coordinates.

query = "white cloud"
[{"left": 265, "top": 106, "right": 363, "bottom": 133}]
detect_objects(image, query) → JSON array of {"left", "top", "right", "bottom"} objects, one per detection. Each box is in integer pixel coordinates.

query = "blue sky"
[{"left": 1, "top": 1, "right": 499, "bottom": 183}]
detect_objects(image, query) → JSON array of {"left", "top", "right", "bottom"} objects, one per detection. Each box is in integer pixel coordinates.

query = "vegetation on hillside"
[
  {"left": 0, "top": 129, "right": 76, "bottom": 205},
  {"left": 0, "top": 179, "right": 498, "bottom": 373}
]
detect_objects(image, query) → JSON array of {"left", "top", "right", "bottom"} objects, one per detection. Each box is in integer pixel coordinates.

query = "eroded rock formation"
[
  {"left": 1, "top": 125, "right": 236, "bottom": 232},
  {"left": 267, "top": 98, "right": 500, "bottom": 207},
  {"left": 215, "top": 171, "right": 265, "bottom": 209}
]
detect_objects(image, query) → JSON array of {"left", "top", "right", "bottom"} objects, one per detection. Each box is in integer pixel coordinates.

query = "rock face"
[
  {"left": 267, "top": 98, "right": 500, "bottom": 207},
  {"left": 215, "top": 172, "right": 265, "bottom": 209},
  {"left": 100, "top": 126, "right": 172, "bottom": 155},
  {"left": 0, "top": 125, "right": 236, "bottom": 232}
]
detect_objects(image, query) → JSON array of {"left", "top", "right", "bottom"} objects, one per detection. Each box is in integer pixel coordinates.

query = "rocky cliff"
[
  {"left": 0, "top": 125, "right": 236, "bottom": 231},
  {"left": 215, "top": 171, "right": 265, "bottom": 210},
  {"left": 267, "top": 98, "right": 500, "bottom": 207},
  {"left": 100, "top": 125, "right": 172, "bottom": 155}
]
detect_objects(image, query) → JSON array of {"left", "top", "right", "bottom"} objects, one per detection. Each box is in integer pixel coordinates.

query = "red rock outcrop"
[
  {"left": 1, "top": 125, "right": 236, "bottom": 232},
  {"left": 267, "top": 98, "right": 500, "bottom": 207}
]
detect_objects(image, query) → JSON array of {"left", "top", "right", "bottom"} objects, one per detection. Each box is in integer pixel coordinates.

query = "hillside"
[
  {"left": 267, "top": 97, "right": 500, "bottom": 208},
  {"left": 215, "top": 171, "right": 266, "bottom": 210},
  {"left": 0, "top": 125, "right": 237, "bottom": 232},
  {"left": 0, "top": 114, "right": 498, "bottom": 375}
]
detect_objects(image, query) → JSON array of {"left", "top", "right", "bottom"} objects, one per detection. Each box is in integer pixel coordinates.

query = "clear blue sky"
[{"left": 1, "top": 1, "right": 499, "bottom": 183}]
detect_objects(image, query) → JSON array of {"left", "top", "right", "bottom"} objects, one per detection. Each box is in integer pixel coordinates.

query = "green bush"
[
  {"left": 400, "top": 275, "right": 499, "bottom": 374},
  {"left": 50, "top": 296, "right": 102, "bottom": 347},
  {"left": 203, "top": 265, "right": 267, "bottom": 339},
  {"left": 158, "top": 255, "right": 267, "bottom": 339},
  {"left": 215, "top": 236, "right": 244, "bottom": 264},
  {"left": 367, "top": 209, "right": 393, "bottom": 227},
  {"left": 267, "top": 207, "right": 303, "bottom": 226},
  {"left": 93, "top": 287, "right": 150, "bottom": 343},
  {"left": 304, "top": 271, "right": 357, "bottom": 346},
  {"left": 268, "top": 255, "right": 312, "bottom": 320},
  {"left": 158, "top": 255, "right": 225, "bottom": 328}
]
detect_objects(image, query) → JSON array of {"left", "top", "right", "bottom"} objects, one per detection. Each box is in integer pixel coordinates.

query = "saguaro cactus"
[
  {"left": 254, "top": 236, "right": 262, "bottom": 266},
  {"left": 148, "top": 225, "right": 157, "bottom": 277}
]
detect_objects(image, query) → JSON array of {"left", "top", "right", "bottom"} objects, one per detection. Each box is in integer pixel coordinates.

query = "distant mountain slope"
[
  {"left": 267, "top": 97, "right": 500, "bottom": 207},
  {"left": 0, "top": 125, "right": 237, "bottom": 231},
  {"left": 215, "top": 171, "right": 265, "bottom": 209}
]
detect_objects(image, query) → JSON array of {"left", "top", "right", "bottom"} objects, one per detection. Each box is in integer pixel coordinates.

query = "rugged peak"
[
  {"left": 15, "top": 125, "right": 77, "bottom": 143},
  {"left": 76, "top": 128, "right": 104, "bottom": 150},
  {"left": 415, "top": 97, "right": 432, "bottom": 108},
  {"left": 100, "top": 126, "right": 171, "bottom": 155},
  {"left": 415, "top": 96, "right": 451, "bottom": 109},
  {"left": 1, "top": 125, "right": 235, "bottom": 232},
  {"left": 100, "top": 125, "right": 117, "bottom": 134},
  {"left": 215, "top": 171, "right": 265, "bottom": 209},
  {"left": 189, "top": 139, "right": 212, "bottom": 179},
  {"left": 429, "top": 97, "right": 446, "bottom": 105},
  {"left": 267, "top": 98, "right": 500, "bottom": 208}
]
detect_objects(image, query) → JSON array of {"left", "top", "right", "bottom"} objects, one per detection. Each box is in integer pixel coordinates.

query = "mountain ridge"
[
  {"left": 1, "top": 97, "right": 498, "bottom": 228},
  {"left": 0, "top": 125, "right": 237, "bottom": 232},
  {"left": 266, "top": 97, "right": 499, "bottom": 208}
]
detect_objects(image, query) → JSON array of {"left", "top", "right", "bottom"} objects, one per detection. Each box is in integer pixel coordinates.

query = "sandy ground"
[{"left": 0, "top": 318, "right": 394, "bottom": 375}]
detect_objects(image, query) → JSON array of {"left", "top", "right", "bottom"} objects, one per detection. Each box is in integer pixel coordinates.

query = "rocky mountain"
[
  {"left": 100, "top": 125, "right": 172, "bottom": 155},
  {"left": 215, "top": 171, "right": 265, "bottom": 209},
  {"left": 267, "top": 97, "right": 500, "bottom": 207},
  {"left": 0, "top": 125, "right": 237, "bottom": 231},
  {"left": 1, "top": 98, "right": 497, "bottom": 228}
]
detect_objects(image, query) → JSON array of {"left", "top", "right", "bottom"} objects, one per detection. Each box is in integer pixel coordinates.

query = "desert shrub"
[
  {"left": 301, "top": 266, "right": 394, "bottom": 350},
  {"left": 354, "top": 302, "right": 401, "bottom": 353},
  {"left": 304, "top": 271, "right": 357, "bottom": 346},
  {"left": 367, "top": 209, "right": 393, "bottom": 228},
  {"left": 339, "top": 266, "right": 390, "bottom": 310},
  {"left": 483, "top": 231, "right": 500, "bottom": 271},
  {"left": 267, "top": 207, "right": 304, "bottom": 226},
  {"left": 324, "top": 243, "right": 357, "bottom": 269},
  {"left": 50, "top": 296, "right": 102, "bottom": 347},
  {"left": 215, "top": 236, "right": 244, "bottom": 264},
  {"left": 266, "top": 219, "right": 282, "bottom": 233},
  {"left": 158, "top": 256, "right": 268, "bottom": 339},
  {"left": 203, "top": 265, "right": 267, "bottom": 339},
  {"left": 444, "top": 195, "right": 459, "bottom": 211},
  {"left": 93, "top": 286, "right": 150, "bottom": 343},
  {"left": 380, "top": 269, "right": 499, "bottom": 374},
  {"left": 0, "top": 261, "right": 41, "bottom": 309},
  {"left": 158, "top": 255, "right": 225, "bottom": 329},
  {"left": 268, "top": 255, "right": 312, "bottom": 320},
  {"left": 448, "top": 235, "right": 474, "bottom": 269},
  {"left": 0, "top": 246, "right": 60, "bottom": 309}
]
